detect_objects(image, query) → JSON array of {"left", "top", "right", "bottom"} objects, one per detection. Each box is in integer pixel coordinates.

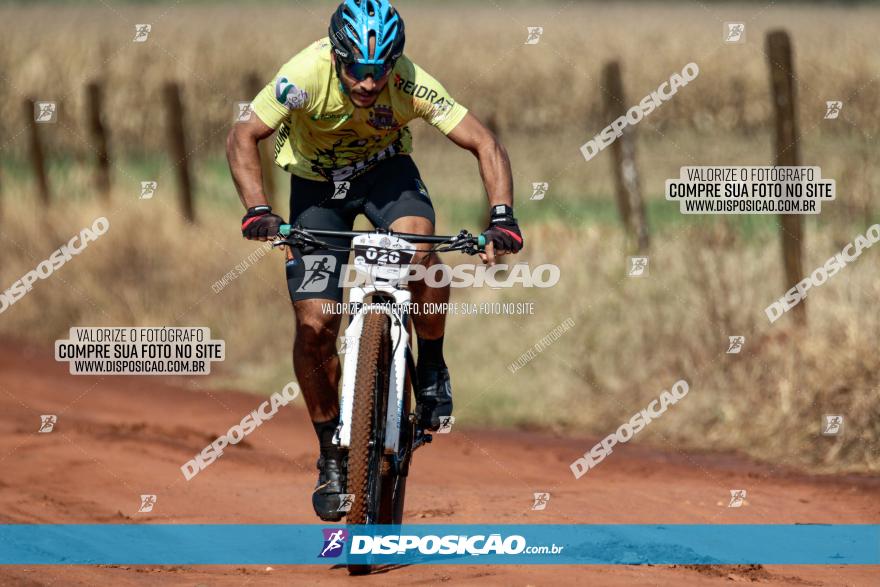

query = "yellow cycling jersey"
[{"left": 251, "top": 37, "right": 468, "bottom": 182}]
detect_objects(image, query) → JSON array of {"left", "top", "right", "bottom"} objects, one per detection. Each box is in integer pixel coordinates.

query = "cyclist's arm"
[
  {"left": 445, "top": 112, "right": 513, "bottom": 210},
  {"left": 226, "top": 115, "right": 275, "bottom": 209}
]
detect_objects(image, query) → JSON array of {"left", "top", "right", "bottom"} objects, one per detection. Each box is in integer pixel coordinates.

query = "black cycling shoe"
[
  {"left": 312, "top": 448, "right": 347, "bottom": 522},
  {"left": 415, "top": 364, "right": 453, "bottom": 431}
]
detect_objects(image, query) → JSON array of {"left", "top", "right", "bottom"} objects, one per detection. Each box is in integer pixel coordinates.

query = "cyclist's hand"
[
  {"left": 241, "top": 205, "right": 284, "bottom": 240},
  {"left": 480, "top": 204, "right": 523, "bottom": 266}
]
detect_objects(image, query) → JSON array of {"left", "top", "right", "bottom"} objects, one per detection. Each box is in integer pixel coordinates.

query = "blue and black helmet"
[{"left": 329, "top": 0, "right": 405, "bottom": 65}]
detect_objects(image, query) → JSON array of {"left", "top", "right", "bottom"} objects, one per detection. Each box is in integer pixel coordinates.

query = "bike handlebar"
[{"left": 277, "top": 224, "right": 486, "bottom": 249}]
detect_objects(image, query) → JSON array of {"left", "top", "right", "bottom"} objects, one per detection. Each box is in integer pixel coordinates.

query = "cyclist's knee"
[
  {"left": 294, "top": 301, "right": 340, "bottom": 350},
  {"left": 390, "top": 215, "right": 433, "bottom": 235},
  {"left": 389, "top": 216, "right": 436, "bottom": 266}
]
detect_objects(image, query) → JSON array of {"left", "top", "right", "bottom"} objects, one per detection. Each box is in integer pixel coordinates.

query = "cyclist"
[{"left": 226, "top": 0, "right": 523, "bottom": 521}]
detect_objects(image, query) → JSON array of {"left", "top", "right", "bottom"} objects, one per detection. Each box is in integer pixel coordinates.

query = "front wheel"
[{"left": 346, "top": 311, "right": 407, "bottom": 574}]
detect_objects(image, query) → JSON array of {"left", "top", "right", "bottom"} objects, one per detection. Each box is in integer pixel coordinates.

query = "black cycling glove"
[
  {"left": 241, "top": 205, "right": 284, "bottom": 240},
  {"left": 482, "top": 204, "right": 523, "bottom": 254}
]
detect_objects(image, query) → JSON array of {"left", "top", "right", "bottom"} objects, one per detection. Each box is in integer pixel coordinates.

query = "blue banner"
[{"left": 1, "top": 524, "right": 877, "bottom": 565}]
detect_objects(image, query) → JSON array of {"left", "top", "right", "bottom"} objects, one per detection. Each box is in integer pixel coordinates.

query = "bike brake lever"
[{"left": 272, "top": 232, "right": 330, "bottom": 252}]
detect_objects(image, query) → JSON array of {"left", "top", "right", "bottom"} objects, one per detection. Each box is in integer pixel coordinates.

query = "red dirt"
[{"left": 0, "top": 343, "right": 877, "bottom": 586}]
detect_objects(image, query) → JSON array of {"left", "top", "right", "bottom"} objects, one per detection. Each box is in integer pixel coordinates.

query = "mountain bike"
[{"left": 275, "top": 224, "right": 484, "bottom": 575}]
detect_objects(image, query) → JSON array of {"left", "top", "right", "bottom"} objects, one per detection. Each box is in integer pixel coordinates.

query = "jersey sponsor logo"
[
  {"left": 274, "top": 123, "right": 290, "bottom": 158},
  {"left": 367, "top": 104, "right": 398, "bottom": 130},
  {"left": 311, "top": 112, "right": 352, "bottom": 122},
  {"left": 429, "top": 99, "right": 454, "bottom": 125},
  {"left": 313, "top": 140, "right": 401, "bottom": 182},
  {"left": 275, "top": 77, "right": 308, "bottom": 109},
  {"left": 393, "top": 74, "right": 456, "bottom": 124},
  {"left": 393, "top": 73, "right": 444, "bottom": 103}
]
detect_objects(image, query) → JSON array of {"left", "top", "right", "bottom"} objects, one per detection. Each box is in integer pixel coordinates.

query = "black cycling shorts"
[{"left": 284, "top": 155, "right": 435, "bottom": 303}]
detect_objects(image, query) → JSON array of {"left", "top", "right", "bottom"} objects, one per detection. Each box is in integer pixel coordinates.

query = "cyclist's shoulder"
[
  {"left": 390, "top": 55, "right": 429, "bottom": 84},
  {"left": 255, "top": 38, "right": 330, "bottom": 118},
  {"left": 389, "top": 56, "right": 447, "bottom": 96},
  {"left": 276, "top": 37, "right": 332, "bottom": 80}
]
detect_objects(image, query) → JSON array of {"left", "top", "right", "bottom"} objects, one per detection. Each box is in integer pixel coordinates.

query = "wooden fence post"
[
  {"left": 86, "top": 81, "right": 111, "bottom": 201},
  {"left": 766, "top": 30, "right": 806, "bottom": 325},
  {"left": 602, "top": 61, "right": 649, "bottom": 253},
  {"left": 245, "top": 72, "right": 276, "bottom": 198},
  {"left": 24, "top": 98, "right": 51, "bottom": 205},
  {"left": 162, "top": 82, "right": 195, "bottom": 223}
]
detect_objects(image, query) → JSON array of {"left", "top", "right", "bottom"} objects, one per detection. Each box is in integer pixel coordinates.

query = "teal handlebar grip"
[
  {"left": 477, "top": 234, "right": 487, "bottom": 249},
  {"left": 279, "top": 224, "right": 292, "bottom": 237}
]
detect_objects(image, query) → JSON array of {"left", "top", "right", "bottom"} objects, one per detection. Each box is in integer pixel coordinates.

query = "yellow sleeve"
[
  {"left": 251, "top": 45, "right": 317, "bottom": 130},
  {"left": 393, "top": 58, "right": 468, "bottom": 135}
]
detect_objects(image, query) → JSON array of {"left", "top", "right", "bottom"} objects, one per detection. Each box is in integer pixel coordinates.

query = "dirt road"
[{"left": 0, "top": 343, "right": 877, "bottom": 586}]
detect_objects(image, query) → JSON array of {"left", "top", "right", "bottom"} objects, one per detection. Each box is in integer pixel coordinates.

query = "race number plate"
[{"left": 351, "top": 234, "right": 416, "bottom": 283}]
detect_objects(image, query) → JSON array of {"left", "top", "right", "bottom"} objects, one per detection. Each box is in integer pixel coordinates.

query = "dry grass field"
[{"left": 0, "top": 2, "right": 878, "bottom": 473}]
